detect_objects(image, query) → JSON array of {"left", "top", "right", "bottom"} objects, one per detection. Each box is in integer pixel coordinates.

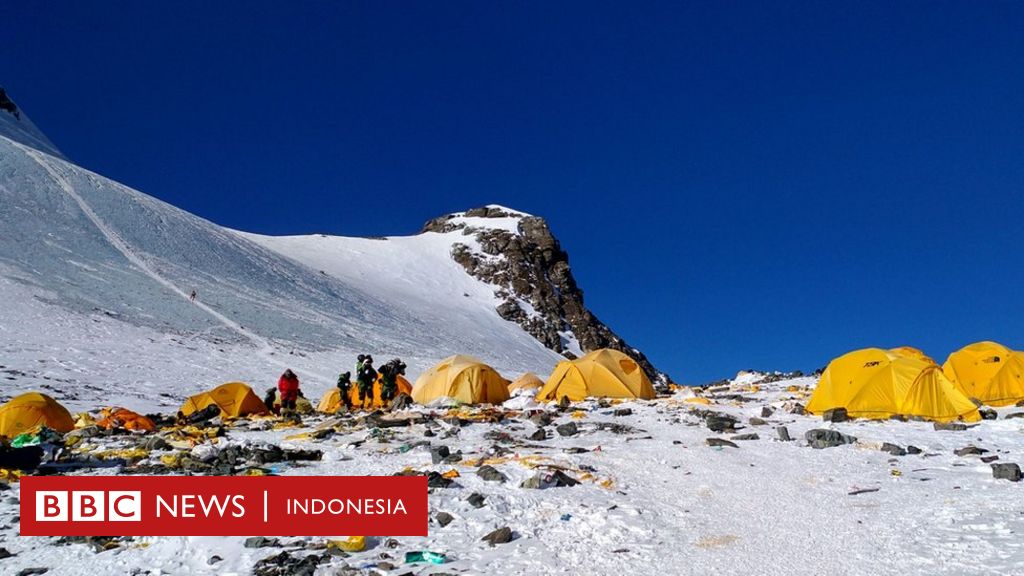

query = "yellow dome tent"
[
  {"left": 318, "top": 375, "right": 413, "bottom": 413},
  {"left": 807, "top": 348, "right": 980, "bottom": 422},
  {"left": 180, "top": 382, "right": 268, "bottom": 418},
  {"left": 508, "top": 372, "right": 544, "bottom": 393},
  {"left": 412, "top": 355, "right": 510, "bottom": 405},
  {"left": 0, "top": 392, "right": 75, "bottom": 438},
  {"left": 889, "top": 346, "right": 936, "bottom": 365},
  {"left": 536, "top": 349, "right": 656, "bottom": 402},
  {"left": 943, "top": 341, "right": 1024, "bottom": 407}
]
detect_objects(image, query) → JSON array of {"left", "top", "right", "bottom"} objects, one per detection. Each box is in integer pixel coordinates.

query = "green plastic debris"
[{"left": 405, "top": 551, "right": 447, "bottom": 564}]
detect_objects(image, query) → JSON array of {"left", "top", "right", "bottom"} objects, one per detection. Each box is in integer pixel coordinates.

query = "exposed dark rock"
[
  {"left": 805, "top": 429, "right": 857, "bottom": 449},
  {"left": 748, "top": 417, "right": 767, "bottom": 426},
  {"left": 529, "top": 412, "right": 553, "bottom": 427},
  {"left": 821, "top": 408, "right": 848, "bottom": 423},
  {"left": 431, "top": 445, "right": 450, "bottom": 464},
  {"left": 730, "top": 433, "right": 759, "bottom": 441},
  {"left": 705, "top": 414, "right": 738, "bottom": 433},
  {"left": 761, "top": 406, "right": 775, "bottom": 418},
  {"left": 481, "top": 526, "right": 515, "bottom": 546},
  {"left": 435, "top": 512, "right": 454, "bottom": 527},
  {"left": 991, "top": 463, "right": 1022, "bottom": 482},
  {"left": 208, "top": 555, "right": 223, "bottom": 565},
  {"left": 477, "top": 465, "right": 507, "bottom": 483},
  {"left": 427, "top": 471, "right": 454, "bottom": 489},
  {"left": 613, "top": 408, "right": 633, "bottom": 417},
  {"left": 0, "top": 547, "right": 12, "bottom": 559},
  {"left": 706, "top": 438, "right": 739, "bottom": 448},
  {"left": 140, "top": 436, "right": 171, "bottom": 451},
  {"left": 776, "top": 426, "right": 792, "bottom": 442},
  {"left": 529, "top": 428, "right": 547, "bottom": 441},
  {"left": 421, "top": 207, "right": 669, "bottom": 385},
  {"left": 954, "top": 446, "right": 988, "bottom": 457},
  {"left": 906, "top": 445, "right": 922, "bottom": 455},
  {"left": 0, "top": 88, "right": 20, "bottom": 119},
  {"left": 245, "top": 536, "right": 281, "bottom": 549},
  {"left": 934, "top": 422, "right": 973, "bottom": 431},
  {"left": 467, "top": 493, "right": 486, "bottom": 508},
  {"left": 252, "top": 551, "right": 326, "bottom": 576},
  {"left": 981, "top": 455, "right": 1000, "bottom": 463},
  {"left": 880, "top": 443, "right": 906, "bottom": 456},
  {"left": 1005, "top": 412, "right": 1024, "bottom": 420},
  {"left": 979, "top": 409, "right": 998, "bottom": 420},
  {"left": 556, "top": 422, "right": 578, "bottom": 437},
  {"left": 17, "top": 569, "right": 48, "bottom": 576}
]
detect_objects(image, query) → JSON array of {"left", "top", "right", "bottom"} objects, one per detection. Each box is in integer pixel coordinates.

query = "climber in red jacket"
[{"left": 277, "top": 369, "right": 300, "bottom": 413}]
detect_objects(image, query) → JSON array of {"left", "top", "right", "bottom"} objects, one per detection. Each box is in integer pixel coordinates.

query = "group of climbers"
[{"left": 265, "top": 355, "right": 407, "bottom": 416}]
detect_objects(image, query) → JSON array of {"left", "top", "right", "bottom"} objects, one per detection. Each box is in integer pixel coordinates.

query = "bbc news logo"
[
  {"left": 36, "top": 491, "right": 141, "bottom": 522},
  {"left": 21, "top": 476, "right": 427, "bottom": 537}
]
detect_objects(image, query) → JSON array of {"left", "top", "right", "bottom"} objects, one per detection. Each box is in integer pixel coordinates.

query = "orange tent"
[
  {"left": 349, "top": 375, "right": 412, "bottom": 410},
  {"left": 96, "top": 407, "right": 156, "bottom": 432}
]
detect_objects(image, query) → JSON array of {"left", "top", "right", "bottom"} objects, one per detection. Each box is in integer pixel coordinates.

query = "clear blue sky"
[{"left": 6, "top": 2, "right": 1023, "bottom": 383}]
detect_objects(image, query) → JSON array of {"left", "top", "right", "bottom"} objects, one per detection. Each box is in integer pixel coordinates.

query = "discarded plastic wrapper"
[
  {"left": 328, "top": 535, "right": 366, "bottom": 552},
  {"left": 405, "top": 551, "right": 446, "bottom": 564}
]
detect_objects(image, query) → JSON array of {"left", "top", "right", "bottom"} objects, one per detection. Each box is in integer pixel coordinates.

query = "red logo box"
[{"left": 20, "top": 476, "right": 428, "bottom": 536}]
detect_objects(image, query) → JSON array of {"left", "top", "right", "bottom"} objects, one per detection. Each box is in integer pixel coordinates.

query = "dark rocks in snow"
[
  {"left": 776, "top": 426, "right": 793, "bottom": 442},
  {"left": 529, "top": 428, "right": 547, "bottom": 441},
  {"left": 880, "top": 443, "right": 906, "bottom": 456},
  {"left": 426, "top": 471, "right": 454, "bottom": 489},
  {"left": 556, "top": 422, "right": 578, "bottom": 437},
  {"left": 761, "top": 406, "right": 775, "bottom": 418},
  {"left": 1005, "top": 412, "right": 1024, "bottom": 420},
  {"left": 0, "top": 547, "right": 13, "bottom": 559},
  {"left": 467, "top": 493, "right": 486, "bottom": 508},
  {"left": 748, "top": 417, "right": 767, "bottom": 426},
  {"left": 282, "top": 448, "right": 322, "bottom": 462},
  {"left": 706, "top": 438, "right": 738, "bottom": 448},
  {"left": 954, "top": 446, "right": 988, "bottom": 457},
  {"left": 981, "top": 455, "right": 1000, "bottom": 463},
  {"left": 821, "top": 408, "right": 848, "bottom": 423},
  {"left": 805, "top": 429, "right": 857, "bottom": 449},
  {"left": 933, "top": 422, "right": 973, "bottom": 432},
  {"left": 435, "top": 512, "right": 454, "bottom": 527},
  {"left": 481, "top": 526, "right": 515, "bottom": 546},
  {"left": 991, "top": 463, "right": 1022, "bottom": 482},
  {"left": 529, "top": 412, "right": 553, "bottom": 427},
  {"left": 244, "top": 536, "right": 281, "bottom": 549},
  {"left": 431, "top": 445, "right": 451, "bottom": 464},
  {"left": 705, "top": 414, "right": 738, "bottom": 433},
  {"left": 613, "top": 408, "right": 633, "bottom": 417},
  {"left": 906, "top": 445, "right": 922, "bottom": 455},
  {"left": 979, "top": 409, "right": 998, "bottom": 420},
  {"left": 730, "top": 433, "right": 759, "bottom": 441},
  {"left": 783, "top": 402, "right": 805, "bottom": 415},
  {"left": 252, "top": 551, "right": 326, "bottom": 576},
  {"left": 139, "top": 436, "right": 171, "bottom": 451},
  {"left": 424, "top": 206, "right": 670, "bottom": 385},
  {"left": 16, "top": 569, "right": 48, "bottom": 576},
  {"left": 477, "top": 465, "right": 507, "bottom": 483},
  {"left": 208, "top": 555, "right": 223, "bottom": 565}
]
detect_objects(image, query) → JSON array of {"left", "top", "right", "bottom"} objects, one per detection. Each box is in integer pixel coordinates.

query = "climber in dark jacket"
[
  {"left": 336, "top": 371, "right": 353, "bottom": 410},
  {"left": 355, "top": 355, "right": 376, "bottom": 409},
  {"left": 378, "top": 359, "right": 407, "bottom": 403}
]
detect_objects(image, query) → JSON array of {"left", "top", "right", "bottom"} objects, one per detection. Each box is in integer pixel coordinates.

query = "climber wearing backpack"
[
  {"left": 378, "top": 358, "right": 407, "bottom": 403},
  {"left": 277, "top": 369, "right": 301, "bottom": 414},
  {"left": 355, "top": 355, "right": 376, "bottom": 409},
  {"left": 336, "top": 371, "right": 353, "bottom": 410}
]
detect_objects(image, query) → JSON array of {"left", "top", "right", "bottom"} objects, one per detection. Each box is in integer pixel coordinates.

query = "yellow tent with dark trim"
[
  {"left": 318, "top": 375, "right": 413, "bottom": 413},
  {"left": 412, "top": 355, "right": 509, "bottom": 405},
  {"left": 536, "top": 349, "right": 656, "bottom": 402},
  {"left": 943, "top": 341, "right": 1024, "bottom": 407},
  {"left": 508, "top": 372, "right": 544, "bottom": 393},
  {"left": 180, "top": 382, "right": 268, "bottom": 418},
  {"left": 0, "top": 392, "right": 75, "bottom": 438},
  {"left": 889, "top": 346, "right": 935, "bottom": 365},
  {"left": 807, "top": 348, "right": 980, "bottom": 422}
]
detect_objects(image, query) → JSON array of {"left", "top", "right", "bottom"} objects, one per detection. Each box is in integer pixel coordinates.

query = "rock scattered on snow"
[
  {"left": 991, "top": 463, "right": 1022, "bottom": 482},
  {"left": 435, "top": 512, "right": 454, "bottom": 527},
  {"left": 481, "top": 526, "right": 515, "bottom": 546},
  {"left": 730, "top": 433, "right": 759, "bottom": 441},
  {"left": 706, "top": 438, "right": 739, "bottom": 448},
  {"left": 954, "top": 446, "right": 988, "bottom": 457},
  {"left": 933, "top": 422, "right": 972, "bottom": 431},
  {"left": 556, "top": 422, "right": 578, "bottom": 437},
  {"left": 529, "top": 428, "right": 547, "bottom": 441},
  {"left": 821, "top": 408, "right": 848, "bottom": 423},
  {"left": 805, "top": 429, "right": 856, "bottom": 449},
  {"left": 776, "top": 426, "right": 793, "bottom": 442},
  {"left": 880, "top": 443, "right": 906, "bottom": 456},
  {"left": 467, "top": 492, "right": 486, "bottom": 508},
  {"left": 244, "top": 536, "right": 281, "bottom": 549},
  {"left": 477, "top": 465, "right": 507, "bottom": 483}
]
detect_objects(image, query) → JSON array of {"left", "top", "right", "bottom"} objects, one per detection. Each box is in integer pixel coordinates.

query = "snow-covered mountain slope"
[
  {"left": 0, "top": 88, "right": 65, "bottom": 159},
  {"left": 0, "top": 98, "right": 573, "bottom": 410}
]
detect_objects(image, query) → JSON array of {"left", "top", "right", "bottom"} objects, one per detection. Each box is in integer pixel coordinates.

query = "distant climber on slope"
[
  {"left": 189, "top": 290, "right": 197, "bottom": 302},
  {"left": 277, "top": 369, "right": 301, "bottom": 414},
  {"left": 355, "top": 355, "right": 376, "bottom": 410}
]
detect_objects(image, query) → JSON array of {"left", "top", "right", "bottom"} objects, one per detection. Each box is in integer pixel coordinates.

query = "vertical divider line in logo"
[{"left": 263, "top": 490, "right": 268, "bottom": 523}]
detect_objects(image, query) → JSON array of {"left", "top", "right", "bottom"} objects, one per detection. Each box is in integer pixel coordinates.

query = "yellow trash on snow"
[
  {"left": 807, "top": 348, "right": 980, "bottom": 422},
  {"left": 536, "top": 349, "right": 656, "bottom": 402}
]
